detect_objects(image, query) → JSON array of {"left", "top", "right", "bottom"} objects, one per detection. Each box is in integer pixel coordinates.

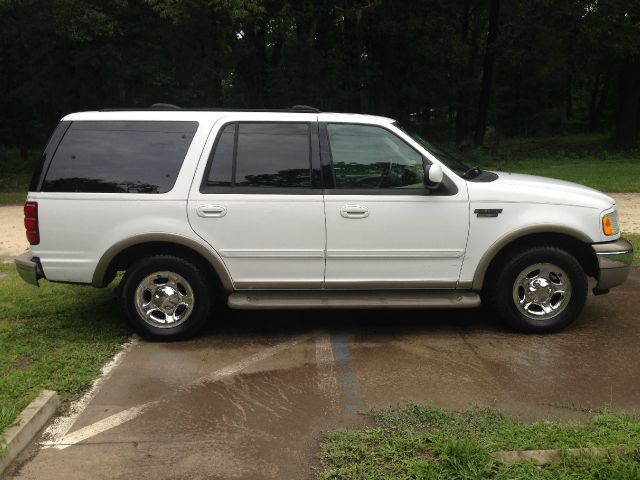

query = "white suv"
[{"left": 15, "top": 106, "right": 633, "bottom": 340}]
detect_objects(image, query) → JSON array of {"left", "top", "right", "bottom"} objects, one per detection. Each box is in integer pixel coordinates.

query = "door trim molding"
[
  {"left": 220, "top": 249, "right": 326, "bottom": 258},
  {"left": 326, "top": 249, "right": 464, "bottom": 259}
]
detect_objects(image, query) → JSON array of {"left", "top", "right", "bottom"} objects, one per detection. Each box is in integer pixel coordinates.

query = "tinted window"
[
  {"left": 206, "top": 122, "right": 311, "bottom": 189},
  {"left": 30, "top": 121, "right": 70, "bottom": 191},
  {"left": 43, "top": 121, "right": 198, "bottom": 193},
  {"left": 207, "top": 123, "right": 235, "bottom": 186},
  {"left": 327, "top": 124, "right": 424, "bottom": 189}
]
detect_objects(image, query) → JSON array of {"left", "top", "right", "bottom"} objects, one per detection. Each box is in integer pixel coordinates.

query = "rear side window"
[
  {"left": 42, "top": 121, "right": 198, "bottom": 193},
  {"left": 206, "top": 122, "right": 312, "bottom": 189}
]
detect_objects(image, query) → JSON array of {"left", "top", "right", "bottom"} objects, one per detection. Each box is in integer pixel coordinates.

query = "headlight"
[{"left": 602, "top": 210, "right": 619, "bottom": 236}]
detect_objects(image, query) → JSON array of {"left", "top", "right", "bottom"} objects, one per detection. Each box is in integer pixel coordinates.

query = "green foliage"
[
  {"left": 0, "top": 0, "right": 638, "bottom": 153},
  {"left": 626, "top": 233, "right": 640, "bottom": 266},
  {"left": 453, "top": 133, "right": 640, "bottom": 192},
  {"left": 321, "top": 405, "right": 640, "bottom": 479},
  {"left": 0, "top": 263, "right": 130, "bottom": 447},
  {"left": 0, "top": 148, "right": 40, "bottom": 205}
]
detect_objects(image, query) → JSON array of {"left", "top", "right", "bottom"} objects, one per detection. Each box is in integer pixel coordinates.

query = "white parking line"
[
  {"left": 49, "top": 402, "right": 159, "bottom": 449},
  {"left": 42, "top": 336, "right": 139, "bottom": 446},
  {"left": 314, "top": 330, "right": 335, "bottom": 367},
  {"left": 314, "top": 330, "right": 339, "bottom": 406},
  {"left": 42, "top": 335, "right": 308, "bottom": 449}
]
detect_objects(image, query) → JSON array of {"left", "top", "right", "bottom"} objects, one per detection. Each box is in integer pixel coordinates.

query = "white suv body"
[{"left": 16, "top": 108, "right": 633, "bottom": 339}]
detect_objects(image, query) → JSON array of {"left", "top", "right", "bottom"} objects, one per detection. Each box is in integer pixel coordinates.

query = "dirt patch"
[
  {"left": 610, "top": 193, "right": 640, "bottom": 234},
  {"left": 0, "top": 205, "right": 28, "bottom": 259},
  {"left": 15, "top": 355, "right": 34, "bottom": 371}
]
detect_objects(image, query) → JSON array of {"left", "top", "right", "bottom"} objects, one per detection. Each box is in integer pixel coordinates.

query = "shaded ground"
[{"left": 4, "top": 268, "right": 640, "bottom": 480}]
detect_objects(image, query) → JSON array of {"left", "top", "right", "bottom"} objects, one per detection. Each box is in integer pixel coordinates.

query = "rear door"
[{"left": 187, "top": 114, "right": 326, "bottom": 289}]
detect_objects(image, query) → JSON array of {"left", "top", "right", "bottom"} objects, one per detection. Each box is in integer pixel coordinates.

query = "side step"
[{"left": 227, "top": 290, "right": 481, "bottom": 310}]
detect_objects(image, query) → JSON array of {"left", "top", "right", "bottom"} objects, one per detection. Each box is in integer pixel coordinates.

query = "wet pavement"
[{"left": 5, "top": 269, "right": 640, "bottom": 479}]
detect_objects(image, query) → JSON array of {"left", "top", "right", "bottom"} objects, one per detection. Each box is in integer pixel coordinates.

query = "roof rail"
[
  {"left": 151, "top": 103, "right": 181, "bottom": 109},
  {"left": 291, "top": 105, "right": 320, "bottom": 112},
  {"left": 99, "top": 105, "right": 321, "bottom": 113}
]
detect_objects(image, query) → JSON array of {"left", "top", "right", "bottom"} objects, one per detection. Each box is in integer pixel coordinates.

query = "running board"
[{"left": 227, "top": 290, "right": 481, "bottom": 310}]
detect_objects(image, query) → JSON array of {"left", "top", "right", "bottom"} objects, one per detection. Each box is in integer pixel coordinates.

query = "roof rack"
[{"left": 99, "top": 104, "right": 321, "bottom": 113}]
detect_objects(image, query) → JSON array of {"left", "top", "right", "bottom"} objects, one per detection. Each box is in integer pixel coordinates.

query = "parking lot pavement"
[{"left": 5, "top": 269, "right": 640, "bottom": 480}]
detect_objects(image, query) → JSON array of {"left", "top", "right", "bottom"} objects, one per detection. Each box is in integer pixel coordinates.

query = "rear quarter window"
[{"left": 42, "top": 121, "right": 198, "bottom": 193}]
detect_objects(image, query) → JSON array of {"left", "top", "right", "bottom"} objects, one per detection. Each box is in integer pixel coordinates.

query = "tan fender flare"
[
  {"left": 470, "top": 225, "right": 594, "bottom": 291},
  {"left": 92, "top": 233, "right": 234, "bottom": 291}
]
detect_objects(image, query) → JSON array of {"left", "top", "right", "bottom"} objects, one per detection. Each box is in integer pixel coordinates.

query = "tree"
[{"left": 474, "top": 0, "right": 499, "bottom": 146}]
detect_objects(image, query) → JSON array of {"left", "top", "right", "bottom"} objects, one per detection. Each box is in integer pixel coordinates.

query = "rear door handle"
[
  {"left": 340, "top": 205, "right": 369, "bottom": 219},
  {"left": 196, "top": 204, "right": 227, "bottom": 218}
]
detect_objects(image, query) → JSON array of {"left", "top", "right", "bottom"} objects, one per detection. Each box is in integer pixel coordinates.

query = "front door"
[
  {"left": 188, "top": 115, "right": 326, "bottom": 289},
  {"left": 321, "top": 121, "right": 469, "bottom": 288}
]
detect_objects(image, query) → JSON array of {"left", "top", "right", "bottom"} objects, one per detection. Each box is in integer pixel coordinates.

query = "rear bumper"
[
  {"left": 15, "top": 251, "right": 44, "bottom": 286},
  {"left": 592, "top": 237, "right": 634, "bottom": 293}
]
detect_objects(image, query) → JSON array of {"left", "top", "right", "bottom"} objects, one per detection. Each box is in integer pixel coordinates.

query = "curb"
[
  {"left": 0, "top": 390, "right": 60, "bottom": 476},
  {"left": 493, "top": 446, "right": 629, "bottom": 466}
]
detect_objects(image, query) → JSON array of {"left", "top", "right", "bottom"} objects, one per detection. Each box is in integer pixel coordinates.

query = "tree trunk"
[
  {"left": 594, "top": 69, "right": 610, "bottom": 130},
  {"left": 473, "top": 0, "right": 499, "bottom": 147},
  {"left": 588, "top": 67, "right": 611, "bottom": 131},
  {"left": 615, "top": 55, "right": 640, "bottom": 148},
  {"left": 19, "top": 122, "right": 28, "bottom": 161},
  {"left": 455, "top": 0, "right": 471, "bottom": 143}
]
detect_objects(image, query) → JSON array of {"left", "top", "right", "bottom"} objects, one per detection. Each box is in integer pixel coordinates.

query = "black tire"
[
  {"left": 485, "top": 246, "right": 587, "bottom": 333},
  {"left": 118, "top": 255, "right": 212, "bottom": 340}
]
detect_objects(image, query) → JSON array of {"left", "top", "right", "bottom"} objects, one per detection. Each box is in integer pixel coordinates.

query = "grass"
[
  {"left": 0, "top": 148, "right": 39, "bottom": 206},
  {"left": 0, "top": 263, "right": 130, "bottom": 451},
  {"left": 454, "top": 133, "right": 640, "bottom": 192},
  {"left": 321, "top": 404, "right": 640, "bottom": 479},
  {"left": 627, "top": 233, "right": 640, "bottom": 267}
]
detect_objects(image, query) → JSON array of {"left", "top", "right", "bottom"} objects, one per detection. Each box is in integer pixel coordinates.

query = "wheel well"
[
  {"left": 103, "top": 242, "right": 227, "bottom": 292},
  {"left": 482, "top": 233, "right": 598, "bottom": 291}
]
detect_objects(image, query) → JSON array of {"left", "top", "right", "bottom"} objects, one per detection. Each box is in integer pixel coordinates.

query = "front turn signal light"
[{"left": 602, "top": 215, "right": 614, "bottom": 236}]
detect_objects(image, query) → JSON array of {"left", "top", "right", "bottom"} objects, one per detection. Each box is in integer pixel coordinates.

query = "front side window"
[
  {"left": 43, "top": 121, "right": 198, "bottom": 193},
  {"left": 206, "top": 122, "right": 312, "bottom": 189},
  {"left": 327, "top": 124, "right": 425, "bottom": 189}
]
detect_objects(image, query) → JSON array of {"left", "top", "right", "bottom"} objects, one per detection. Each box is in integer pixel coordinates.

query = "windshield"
[{"left": 393, "top": 122, "right": 472, "bottom": 177}]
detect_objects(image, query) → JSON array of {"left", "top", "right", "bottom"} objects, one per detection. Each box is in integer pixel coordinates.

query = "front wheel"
[
  {"left": 118, "top": 255, "right": 212, "bottom": 340},
  {"left": 486, "top": 246, "right": 587, "bottom": 333}
]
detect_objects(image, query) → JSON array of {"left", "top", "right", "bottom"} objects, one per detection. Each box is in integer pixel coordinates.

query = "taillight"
[{"left": 24, "top": 201, "right": 39, "bottom": 245}]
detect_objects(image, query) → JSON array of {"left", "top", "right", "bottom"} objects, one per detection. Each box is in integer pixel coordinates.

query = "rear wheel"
[
  {"left": 118, "top": 255, "right": 211, "bottom": 340},
  {"left": 486, "top": 246, "right": 587, "bottom": 333}
]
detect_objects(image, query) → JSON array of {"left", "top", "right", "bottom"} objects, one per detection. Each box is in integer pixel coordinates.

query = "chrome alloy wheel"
[
  {"left": 134, "top": 271, "right": 195, "bottom": 328},
  {"left": 512, "top": 263, "right": 572, "bottom": 320}
]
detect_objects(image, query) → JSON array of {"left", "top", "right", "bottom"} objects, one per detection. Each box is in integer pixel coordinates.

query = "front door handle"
[
  {"left": 340, "top": 205, "right": 369, "bottom": 219},
  {"left": 196, "top": 204, "right": 227, "bottom": 218}
]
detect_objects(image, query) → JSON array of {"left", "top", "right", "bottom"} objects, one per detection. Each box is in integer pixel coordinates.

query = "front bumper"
[
  {"left": 15, "top": 251, "right": 44, "bottom": 286},
  {"left": 592, "top": 237, "right": 634, "bottom": 293}
]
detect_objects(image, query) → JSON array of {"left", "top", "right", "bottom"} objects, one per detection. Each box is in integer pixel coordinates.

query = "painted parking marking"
[
  {"left": 42, "top": 336, "right": 139, "bottom": 446},
  {"left": 314, "top": 330, "right": 339, "bottom": 406},
  {"left": 42, "top": 335, "right": 308, "bottom": 449},
  {"left": 314, "top": 329, "right": 335, "bottom": 367},
  {"left": 331, "top": 332, "right": 364, "bottom": 413}
]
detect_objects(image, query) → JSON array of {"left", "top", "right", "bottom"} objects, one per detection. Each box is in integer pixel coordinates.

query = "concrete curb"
[
  {"left": 0, "top": 390, "right": 60, "bottom": 476},
  {"left": 493, "top": 446, "right": 629, "bottom": 466}
]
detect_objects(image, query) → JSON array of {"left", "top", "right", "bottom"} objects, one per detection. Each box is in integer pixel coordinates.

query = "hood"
[{"left": 469, "top": 171, "right": 615, "bottom": 210}]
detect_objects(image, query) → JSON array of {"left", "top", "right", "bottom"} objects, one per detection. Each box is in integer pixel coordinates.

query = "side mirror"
[{"left": 424, "top": 163, "right": 443, "bottom": 189}]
